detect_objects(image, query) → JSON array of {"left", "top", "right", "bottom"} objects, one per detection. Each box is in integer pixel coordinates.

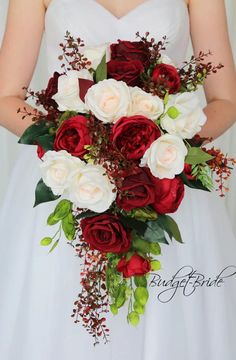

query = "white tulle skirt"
[{"left": 0, "top": 145, "right": 236, "bottom": 360}]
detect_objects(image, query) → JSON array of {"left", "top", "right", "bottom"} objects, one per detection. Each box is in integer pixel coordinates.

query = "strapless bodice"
[{"left": 44, "top": 0, "right": 190, "bottom": 74}]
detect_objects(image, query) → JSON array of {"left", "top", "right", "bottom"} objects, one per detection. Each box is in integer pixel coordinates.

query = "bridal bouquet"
[{"left": 18, "top": 31, "right": 235, "bottom": 344}]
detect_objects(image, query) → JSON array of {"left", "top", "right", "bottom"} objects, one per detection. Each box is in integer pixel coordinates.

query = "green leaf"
[
  {"left": 151, "top": 260, "right": 161, "bottom": 271},
  {"left": 144, "top": 220, "right": 169, "bottom": 244},
  {"left": 58, "top": 111, "right": 78, "bottom": 126},
  {"left": 53, "top": 199, "right": 72, "bottom": 221},
  {"left": 115, "top": 283, "right": 127, "bottom": 308},
  {"left": 76, "top": 211, "right": 97, "bottom": 220},
  {"left": 34, "top": 179, "right": 60, "bottom": 207},
  {"left": 134, "top": 276, "right": 147, "bottom": 288},
  {"left": 185, "top": 147, "right": 215, "bottom": 165},
  {"left": 149, "top": 242, "right": 161, "bottom": 255},
  {"left": 120, "top": 215, "right": 147, "bottom": 235},
  {"left": 62, "top": 212, "right": 76, "bottom": 241},
  {"left": 157, "top": 214, "right": 183, "bottom": 243},
  {"left": 36, "top": 134, "right": 55, "bottom": 152},
  {"left": 179, "top": 172, "right": 210, "bottom": 192},
  {"left": 127, "top": 311, "right": 140, "bottom": 326},
  {"left": 133, "top": 301, "right": 145, "bottom": 315},
  {"left": 18, "top": 121, "right": 51, "bottom": 145},
  {"left": 134, "top": 287, "right": 149, "bottom": 306},
  {"left": 95, "top": 54, "right": 107, "bottom": 82},
  {"left": 129, "top": 207, "right": 158, "bottom": 221},
  {"left": 132, "top": 233, "right": 151, "bottom": 253},
  {"left": 47, "top": 213, "right": 60, "bottom": 226},
  {"left": 40, "top": 237, "right": 53, "bottom": 246},
  {"left": 110, "top": 304, "right": 118, "bottom": 315},
  {"left": 49, "top": 239, "right": 59, "bottom": 253}
]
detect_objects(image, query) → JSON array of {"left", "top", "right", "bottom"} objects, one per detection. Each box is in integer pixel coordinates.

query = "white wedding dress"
[{"left": 0, "top": 0, "right": 236, "bottom": 359}]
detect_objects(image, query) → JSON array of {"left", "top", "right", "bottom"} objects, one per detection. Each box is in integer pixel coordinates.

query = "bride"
[{"left": 0, "top": 0, "right": 236, "bottom": 359}]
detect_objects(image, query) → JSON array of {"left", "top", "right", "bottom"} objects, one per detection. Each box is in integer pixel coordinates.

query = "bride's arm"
[
  {"left": 0, "top": 0, "right": 47, "bottom": 137},
  {"left": 189, "top": 0, "right": 236, "bottom": 139}
]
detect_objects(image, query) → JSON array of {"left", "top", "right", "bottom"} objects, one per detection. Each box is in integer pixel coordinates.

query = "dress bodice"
[{"left": 44, "top": 0, "right": 190, "bottom": 74}]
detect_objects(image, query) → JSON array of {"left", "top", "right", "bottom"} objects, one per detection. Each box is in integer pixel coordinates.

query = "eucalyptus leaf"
[
  {"left": 144, "top": 220, "right": 169, "bottom": 244},
  {"left": 157, "top": 214, "right": 183, "bottom": 243},
  {"left": 34, "top": 179, "right": 60, "bottom": 207}
]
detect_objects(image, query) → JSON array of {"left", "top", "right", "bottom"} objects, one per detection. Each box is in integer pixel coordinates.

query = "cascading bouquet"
[{"left": 18, "top": 31, "right": 235, "bottom": 344}]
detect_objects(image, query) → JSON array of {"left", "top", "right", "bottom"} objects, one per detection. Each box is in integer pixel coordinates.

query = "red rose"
[
  {"left": 183, "top": 163, "right": 196, "bottom": 181},
  {"left": 117, "top": 253, "right": 151, "bottom": 278},
  {"left": 54, "top": 115, "right": 92, "bottom": 158},
  {"left": 45, "top": 72, "right": 60, "bottom": 108},
  {"left": 37, "top": 145, "right": 45, "bottom": 159},
  {"left": 110, "top": 40, "right": 150, "bottom": 68},
  {"left": 112, "top": 115, "right": 161, "bottom": 160},
  {"left": 80, "top": 214, "right": 131, "bottom": 254},
  {"left": 149, "top": 173, "right": 185, "bottom": 214},
  {"left": 151, "top": 64, "right": 181, "bottom": 94},
  {"left": 116, "top": 168, "right": 155, "bottom": 211},
  {"left": 107, "top": 60, "right": 144, "bottom": 86}
]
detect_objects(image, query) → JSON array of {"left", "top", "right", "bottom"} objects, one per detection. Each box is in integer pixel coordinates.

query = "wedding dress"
[{"left": 0, "top": 0, "right": 236, "bottom": 359}]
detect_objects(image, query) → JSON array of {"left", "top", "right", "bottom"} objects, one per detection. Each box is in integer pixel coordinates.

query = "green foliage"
[
  {"left": 133, "top": 301, "right": 145, "bottom": 315},
  {"left": 185, "top": 147, "right": 214, "bottom": 165},
  {"left": 144, "top": 220, "right": 168, "bottom": 244},
  {"left": 151, "top": 260, "right": 161, "bottom": 271},
  {"left": 34, "top": 179, "right": 60, "bottom": 207},
  {"left": 58, "top": 111, "right": 78, "bottom": 126},
  {"left": 134, "top": 287, "right": 149, "bottom": 306},
  {"left": 127, "top": 311, "right": 140, "bottom": 326},
  {"left": 53, "top": 199, "right": 72, "bottom": 221},
  {"left": 40, "top": 237, "right": 53, "bottom": 246},
  {"left": 95, "top": 54, "right": 107, "bottom": 82},
  {"left": 180, "top": 172, "right": 211, "bottom": 192},
  {"left": 62, "top": 212, "right": 76, "bottom": 241},
  {"left": 49, "top": 239, "right": 59, "bottom": 253},
  {"left": 134, "top": 276, "right": 147, "bottom": 288},
  {"left": 18, "top": 121, "right": 51, "bottom": 145},
  {"left": 191, "top": 164, "right": 214, "bottom": 191},
  {"left": 157, "top": 214, "right": 183, "bottom": 243}
]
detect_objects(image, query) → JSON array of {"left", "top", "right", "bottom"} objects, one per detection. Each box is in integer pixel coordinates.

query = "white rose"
[
  {"left": 52, "top": 70, "right": 93, "bottom": 112},
  {"left": 68, "top": 164, "right": 116, "bottom": 212},
  {"left": 40, "top": 150, "right": 85, "bottom": 195},
  {"left": 81, "top": 43, "right": 111, "bottom": 70},
  {"left": 85, "top": 79, "right": 130, "bottom": 123},
  {"left": 128, "top": 87, "right": 164, "bottom": 120},
  {"left": 140, "top": 134, "right": 187, "bottom": 179},
  {"left": 161, "top": 93, "right": 207, "bottom": 139}
]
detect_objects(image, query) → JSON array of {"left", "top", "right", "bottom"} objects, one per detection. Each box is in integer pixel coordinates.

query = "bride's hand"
[
  {"left": 0, "top": 0, "right": 46, "bottom": 137},
  {"left": 189, "top": 0, "right": 236, "bottom": 139}
]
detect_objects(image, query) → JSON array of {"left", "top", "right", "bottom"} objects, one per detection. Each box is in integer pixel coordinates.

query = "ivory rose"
[
  {"left": 68, "top": 164, "right": 116, "bottom": 212},
  {"left": 128, "top": 86, "right": 164, "bottom": 120},
  {"left": 40, "top": 150, "right": 85, "bottom": 196},
  {"left": 52, "top": 69, "right": 93, "bottom": 112},
  {"left": 140, "top": 134, "right": 187, "bottom": 179},
  {"left": 84, "top": 78, "right": 130, "bottom": 123},
  {"left": 161, "top": 92, "right": 207, "bottom": 139}
]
